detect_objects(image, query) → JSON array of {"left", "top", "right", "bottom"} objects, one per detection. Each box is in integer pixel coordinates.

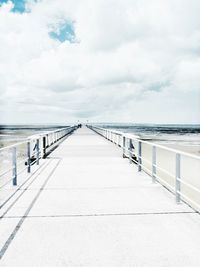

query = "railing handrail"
[
  {"left": 0, "top": 141, "right": 28, "bottom": 152},
  {"left": 90, "top": 125, "right": 200, "bottom": 160},
  {"left": 0, "top": 125, "right": 77, "bottom": 191},
  {"left": 88, "top": 124, "right": 200, "bottom": 212},
  {"left": 28, "top": 126, "right": 74, "bottom": 138},
  {"left": 0, "top": 126, "right": 74, "bottom": 152}
]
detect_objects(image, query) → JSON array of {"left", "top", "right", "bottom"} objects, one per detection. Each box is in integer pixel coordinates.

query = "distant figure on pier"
[{"left": 78, "top": 124, "right": 82, "bottom": 128}]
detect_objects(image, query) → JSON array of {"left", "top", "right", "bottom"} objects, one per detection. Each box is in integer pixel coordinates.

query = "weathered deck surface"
[{"left": 0, "top": 127, "right": 200, "bottom": 266}]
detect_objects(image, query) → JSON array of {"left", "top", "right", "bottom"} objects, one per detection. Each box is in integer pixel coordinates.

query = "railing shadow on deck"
[{"left": 0, "top": 126, "right": 77, "bottom": 207}]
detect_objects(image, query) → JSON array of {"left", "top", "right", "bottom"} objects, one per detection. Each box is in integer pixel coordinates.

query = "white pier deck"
[{"left": 0, "top": 127, "right": 200, "bottom": 266}]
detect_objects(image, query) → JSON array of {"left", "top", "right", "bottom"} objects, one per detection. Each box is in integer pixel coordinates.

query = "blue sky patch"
[
  {"left": 49, "top": 21, "right": 76, "bottom": 43},
  {"left": 0, "top": 0, "right": 26, "bottom": 13}
]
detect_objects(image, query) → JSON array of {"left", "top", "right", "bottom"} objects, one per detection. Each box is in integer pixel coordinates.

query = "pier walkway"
[{"left": 0, "top": 127, "right": 200, "bottom": 266}]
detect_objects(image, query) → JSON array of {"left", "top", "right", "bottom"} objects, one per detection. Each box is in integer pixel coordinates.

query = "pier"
[{"left": 0, "top": 126, "right": 200, "bottom": 266}]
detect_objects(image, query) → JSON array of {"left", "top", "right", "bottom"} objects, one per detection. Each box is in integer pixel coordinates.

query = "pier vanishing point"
[{"left": 0, "top": 126, "right": 200, "bottom": 266}]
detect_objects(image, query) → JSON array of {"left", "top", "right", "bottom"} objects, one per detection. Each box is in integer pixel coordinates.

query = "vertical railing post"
[
  {"left": 27, "top": 141, "right": 31, "bottom": 173},
  {"left": 129, "top": 139, "right": 132, "bottom": 164},
  {"left": 175, "top": 153, "right": 181, "bottom": 203},
  {"left": 36, "top": 139, "right": 40, "bottom": 165},
  {"left": 138, "top": 141, "right": 142, "bottom": 172},
  {"left": 43, "top": 136, "right": 46, "bottom": 158},
  {"left": 123, "top": 136, "right": 126, "bottom": 158},
  {"left": 12, "top": 147, "right": 17, "bottom": 186},
  {"left": 152, "top": 146, "right": 156, "bottom": 183}
]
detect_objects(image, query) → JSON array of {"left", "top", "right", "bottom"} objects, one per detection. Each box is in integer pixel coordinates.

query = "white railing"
[
  {"left": 88, "top": 125, "right": 200, "bottom": 212},
  {"left": 0, "top": 126, "right": 77, "bottom": 190}
]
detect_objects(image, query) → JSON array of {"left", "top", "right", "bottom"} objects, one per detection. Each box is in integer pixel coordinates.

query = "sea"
[
  {"left": 96, "top": 123, "right": 200, "bottom": 156},
  {"left": 0, "top": 123, "right": 200, "bottom": 155},
  {"left": 0, "top": 124, "right": 69, "bottom": 148},
  {"left": 0, "top": 124, "right": 70, "bottom": 175}
]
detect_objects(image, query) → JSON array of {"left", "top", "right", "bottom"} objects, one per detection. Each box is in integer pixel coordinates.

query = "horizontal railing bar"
[
  {"left": 30, "top": 159, "right": 37, "bottom": 166},
  {"left": 0, "top": 126, "right": 75, "bottom": 152},
  {"left": 124, "top": 147, "right": 176, "bottom": 182},
  {"left": 90, "top": 126, "right": 200, "bottom": 160},
  {"left": 123, "top": 147, "right": 196, "bottom": 185},
  {"left": 154, "top": 174, "right": 175, "bottom": 192},
  {"left": 0, "top": 125, "right": 77, "bottom": 189},
  {"left": 89, "top": 125, "right": 200, "bottom": 212},
  {"left": 178, "top": 191, "right": 200, "bottom": 210},
  {"left": 177, "top": 178, "right": 200, "bottom": 194},
  {"left": 0, "top": 141, "right": 27, "bottom": 152},
  {"left": 131, "top": 158, "right": 138, "bottom": 164},
  {"left": 136, "top": 139, "right": 200, "bottom": 160},
  {"left": 153, "top": 164, "right": 175, "bottom": 178},
  {"left": 140, "top": 157, "right": 151, "bottom": 165},
  {"left": 138, "top": 163, "right": 150, "bottom": 173}
]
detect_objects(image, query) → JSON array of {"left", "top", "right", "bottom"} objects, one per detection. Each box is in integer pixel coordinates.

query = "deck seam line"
[
  {"left": 0, "top": 159, "right": 61, "bottom": 260},
  {"left": 0, "top": 160, "right": 50, "bottom": 210},
  {"left": 0, "top": 159, "right": 53, "bottom": 219},
  {"left": 1, "top": 211, "right": 197, "bottom": 219}
]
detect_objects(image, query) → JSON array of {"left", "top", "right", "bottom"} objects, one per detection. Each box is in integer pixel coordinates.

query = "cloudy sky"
[{"left": 0, "top": 0, "right": 199, "bottom": 124}]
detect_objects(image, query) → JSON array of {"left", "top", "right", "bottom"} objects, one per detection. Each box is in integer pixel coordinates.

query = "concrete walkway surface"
[{"left": 0, "top": 127, "right": 200, "bottom": 266}]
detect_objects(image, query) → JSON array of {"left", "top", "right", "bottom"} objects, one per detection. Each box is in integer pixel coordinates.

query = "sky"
[{"left": 0, "top": 0, "right": 200, "bottom": 124}]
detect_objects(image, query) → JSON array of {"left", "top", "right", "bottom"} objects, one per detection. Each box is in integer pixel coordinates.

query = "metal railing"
[
  {"left": 88, "top": 125, "right": 200, "bottom": 212},
  {"left": 0, "top": 126, "right": 77, "bottom": 190}
]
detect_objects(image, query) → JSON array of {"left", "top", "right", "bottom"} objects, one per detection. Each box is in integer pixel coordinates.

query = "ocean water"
[
  {"left": 97, "top": 123, "right": 200, "bottom": 155},
  {"left": 0, "top": 123, "right": 200, "bottom": 153},
  {"left": 0, "top": 125, "right": 69, "bottom": 182},
  {"left": 0, "top": 124, "right": 69, "bottom": 148}
]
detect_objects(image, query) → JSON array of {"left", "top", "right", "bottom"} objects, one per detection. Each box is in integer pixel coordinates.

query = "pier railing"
[
  {"left": 0, "top": 126, "right": 77, "bottom": 191},
  {"left": 88, "top": 125, "right": 200, "bottom": 212}
]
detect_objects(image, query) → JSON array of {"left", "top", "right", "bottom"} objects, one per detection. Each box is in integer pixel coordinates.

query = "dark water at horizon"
[
  {"left": 97, "top": 123, "right": 200, "bottom": 136},
  {"left": 95, "top": 123, "right": 200, "bottom": 147},
  {"left": 1, "top": 123, "right": 200, "bottom": 148}
]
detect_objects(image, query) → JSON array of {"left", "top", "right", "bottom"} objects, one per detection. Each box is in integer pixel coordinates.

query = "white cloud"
[{"left": 0, "top": 0, "right": 200, "bottom": 124}]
